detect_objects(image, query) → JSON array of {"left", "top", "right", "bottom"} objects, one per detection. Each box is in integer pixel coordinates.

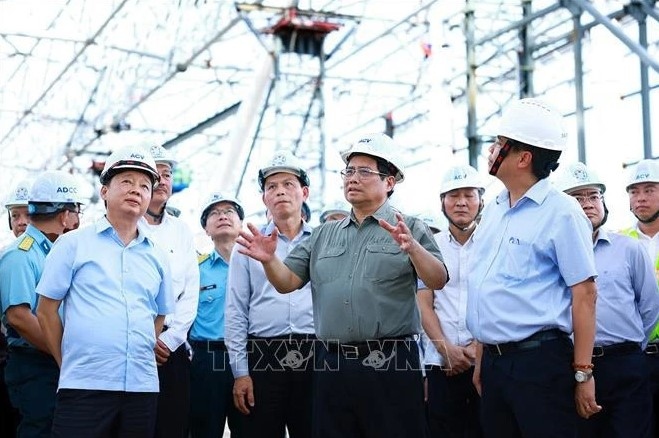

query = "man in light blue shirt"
[
  {"left": 0, "top": 170, "right": 82, "bottom": 438},
  {"left": 225, "top": 151, "right": 315, "bottom": 438},
  {"left": 36, "top": 146, "right": 174, "bottom": 437},
  {"left": 189, "top": 193, "right": 245, "bottom": 438},
  {"left": 467, "top": 98, "right": 600, "bottom": 437},
  {"left": 556, "top": 162, "right": 659, "bottom": 437}
]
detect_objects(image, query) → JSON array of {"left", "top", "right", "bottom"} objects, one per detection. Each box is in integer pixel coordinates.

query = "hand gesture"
[
  {"left": 575, "top": 378, "right": 602, "bottom": 419},
  {"left": 233, "top": 375, "right": 255, "bottom": 415},
  {"left": 236, "top": 223, "right": 278, "bottom": 263},
  {"left": 154, "top": 339, "right": 171, "bottom": 365},
  {"left": 378, "top": 212, "right": 418, "bottom": 254},
  {"left": 442, "top": 344, "right": 473, "bottom": 376}
]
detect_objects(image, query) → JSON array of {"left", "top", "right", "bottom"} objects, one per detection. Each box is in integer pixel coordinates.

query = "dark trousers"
[
  {"left": 0, "top": 333, "right": 20, "bottom": 438},
  {"left": 480, "top": 336, "right": 577, "bottom": 438},
  {"left": 244, "top": 336, "right": 314, "bottom": 438},
  {"left": 155, "top": 344, "right": 190, "bottom": 438},
  {"left": 577, "top": 348, "right": 651, "bottom": 438},
  {"left": 189, "top": 340, "right": 243, "bottom": 438},
  {"left": 313, "top": 339, "right": 428, "bottom": 438},
  {"left": 52, "top": 389, "right": 158, "bottom": 437},
  {"left": 426, "top": 365, "right": 482, "bottom": 438},
  {"left": 645, "top": 350, "right": 659, "bottom": 436},
  {"left": 4, "top": 347, "right": 58, "bottom": 438}
]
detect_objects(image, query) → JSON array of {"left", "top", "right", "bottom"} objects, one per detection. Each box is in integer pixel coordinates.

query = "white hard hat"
[
  {"left": 497, "top": 98, "right": 567, "bottom": 151},
  {"left": 100, "top": 146, "right": 160, "bottom": 185},
  {"left": 626, "top": 159, "right": 659, "bottom": 191},
  {"left": 554, "top": 162, "right": 606, "bottom": 194},
  {"left": 319, "top": 201, "right": 350, "bottom": 223},
  {"left": 258, "top": 150, "right": 310, "bottom": 190},
  {"left": 149, "top": 144, "right": 178, "bottom": 168},
  {"left": 5, "top": 179, "right": 31, "bottom": 209},
  {"left": 28, "top": 171, "right": 81, "bottom": 215},
  {"left": 200, "top": 192, "right": 244, "bottom": 227},
  {"left": 339, "top": 133, "right": 405, "bottom": 182},
  {"left": 440, "top": 165, "right": 484, "bottom": 196}
]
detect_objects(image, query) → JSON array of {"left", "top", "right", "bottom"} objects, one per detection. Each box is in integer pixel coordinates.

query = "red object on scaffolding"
[{"left": 265, "top": 8, "right": 341, "bottom": 57}]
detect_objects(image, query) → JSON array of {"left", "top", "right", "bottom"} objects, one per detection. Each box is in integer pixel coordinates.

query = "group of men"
[{"left": 0, "top": 96, "right": 659, "bottom": 438}]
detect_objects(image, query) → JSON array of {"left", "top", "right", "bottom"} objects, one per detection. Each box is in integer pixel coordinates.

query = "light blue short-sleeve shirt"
[
  {"left": 190, "top": 251, "right": 229, "bottom": 341},
  {"left": 466, "top": 179, "right": 597, "bottom": 344},
  {"left": 0, "top": 224, "right": 53, "bottom": 347},
  {"left": 36, "top": 217, "right": 174, "bottom": 393}
]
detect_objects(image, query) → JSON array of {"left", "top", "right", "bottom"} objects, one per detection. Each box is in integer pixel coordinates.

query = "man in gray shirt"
[
  {"left": 236, "top": 133, "right": 448, "bottom": 438},
  {"left": 226, "top": 150, "right": 315, "bottom": 438}
]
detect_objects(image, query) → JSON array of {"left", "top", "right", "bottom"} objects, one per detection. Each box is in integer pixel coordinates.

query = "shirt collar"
[
  {"left": 495, "top": 178, "right": 552, "bottom": 207},
  {"left": 594, "top": 228, "right": 612, "bottom": 247},
  {"left": 95, "top": 215, "right": 150, "bottom": 245},
  {"left": 342, "top": 200, "right": 396, "bottom": 228},
  {"left": 263, "top": 219, "right": 313, "bottom": 237},
  {"left": 24, "top": 224, "right": 52, "bottom": 254}
]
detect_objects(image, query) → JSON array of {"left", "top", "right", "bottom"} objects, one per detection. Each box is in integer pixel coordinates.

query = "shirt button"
[{"left": 344, "top": 300, "right": 349, "bottom": 305}]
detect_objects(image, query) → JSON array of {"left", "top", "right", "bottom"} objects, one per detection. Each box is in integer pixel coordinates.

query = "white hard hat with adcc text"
[{"left": 28, "top": 171, "right": 82, "bottom": 215}]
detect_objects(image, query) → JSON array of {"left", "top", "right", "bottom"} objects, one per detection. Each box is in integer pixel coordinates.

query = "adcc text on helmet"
[
  {"left": 28, "top": 170, "right": 83, "bottom": 215},
  {"left": 339, "top": 133, "right": 405, "bottom": 182}
]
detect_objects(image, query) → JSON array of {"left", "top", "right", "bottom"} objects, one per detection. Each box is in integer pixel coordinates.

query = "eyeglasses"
[
  {"left": 207, "top": 208, "right": 237, "bottom": 218},
  {"left": 572, "top": 194, "right": 603, "bottom": 205},
  {"left": 340, "top": 167, "right": 388, "bottom": 179}
]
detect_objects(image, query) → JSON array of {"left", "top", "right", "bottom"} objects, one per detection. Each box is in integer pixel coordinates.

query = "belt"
[
  {"left": 248, "top": 333, "right": 316, "bottom": 343},
  {"left": 484, "top": 329, "right": 567, "bottom": 356},
  {"left": 189, "top": 340, "right": 227, "bottom": 351},
  {"left": 326, "top": 334, "right": 415, "bottom": 359},
  {"left": 645, "top": 343, "right": 659, "bottom": 355},
  {"left": 592, "top": 341, "right": 640, "bottom": 358}
]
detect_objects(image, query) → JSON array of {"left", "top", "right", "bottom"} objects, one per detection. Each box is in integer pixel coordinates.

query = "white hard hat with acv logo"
[
  {"left": 258, "top": 150, "right": 310, "bottom": 190},
  {"left": 5, "top": 179, "right": 31, "bottom": 209},
  {"left": 149, "top": 144, "right": 178, "bottom": 168},
  {"left": 28, "top": 171, "right": 82, "bottom": 215},
  {"left": 440, "top": 165, "right": 484, "bottom": 196},
  {"left": 554, "top": 162, "right": 606, "bottom": 194},
  {"left": 497, "top": 98, "right": 567, "bottom": 151},
  {"left": 626, "top": 159, "right": 659, "bottom": 191},
  {"left": 100, "top": 146, "right": 160, "bottom": 186},
  {"left": 340, "top": 133, "right": 405, "bottom": 182}
]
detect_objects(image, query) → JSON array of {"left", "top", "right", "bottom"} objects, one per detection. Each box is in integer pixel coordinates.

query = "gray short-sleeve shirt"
[{"left": 284, "top": 201, "right": 444, "bottom": 342}]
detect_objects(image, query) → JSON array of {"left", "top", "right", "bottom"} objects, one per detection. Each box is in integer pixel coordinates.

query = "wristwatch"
[{"left": 574, "top": 370, "right": 593, "bottom": 383}]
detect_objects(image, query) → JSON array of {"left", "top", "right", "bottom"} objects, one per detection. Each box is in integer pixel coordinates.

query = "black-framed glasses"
[
  {"left": 207, "top": 208, "right": 237, "bottom": 218},
  {"left": 340, "top": 167, "right": 388, "bottom": 179},
  {"left": 572, "top": 194, "right": 603, "bottom": 205}
]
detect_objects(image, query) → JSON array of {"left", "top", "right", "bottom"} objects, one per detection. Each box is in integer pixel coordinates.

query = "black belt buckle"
[
  {"left": 592, "top": 346, "right": 605, "bottom": 358},
  {"left": 646, "top": 343, "right": 659, "bottom": 355}
]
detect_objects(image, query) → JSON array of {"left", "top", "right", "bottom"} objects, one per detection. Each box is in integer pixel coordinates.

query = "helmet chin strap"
[
  {"left": 489, "top": 139, "right": 512, "bottom": 176},
  {"left": 592, "top": 204, "right": 609, "bottom": 233},
  {"left": 635, "top": 207, "right": 659, "bottom": 224},
  {"left": 442, "top": 201, "right": 483, "bottom": 232}
]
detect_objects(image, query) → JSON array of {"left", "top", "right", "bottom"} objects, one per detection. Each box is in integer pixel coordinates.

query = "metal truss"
[{"left": 0, "top": 0, "right": 657, "bottom": 223}]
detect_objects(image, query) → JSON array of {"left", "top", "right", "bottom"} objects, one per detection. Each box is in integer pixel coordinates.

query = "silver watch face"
[{"left": 574, "top": 370, "right": 590, "bottom": 383}]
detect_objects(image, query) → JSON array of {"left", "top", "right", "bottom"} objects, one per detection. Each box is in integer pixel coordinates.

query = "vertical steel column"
[
  {"left": 519, "top": 0, "right": 534, "bottom": 97},
  {"left": 569, "top": 3, "right": 587, "bottom": 163},
  {"left": 465, "top": 0, "right": 479, "bottom": 168},
  {"left": 628, "top": 2, "right": 653, "bottom": 158}
]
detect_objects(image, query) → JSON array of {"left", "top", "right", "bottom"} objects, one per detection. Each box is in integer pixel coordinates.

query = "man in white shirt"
[
  {"left": 143, "top": 145, "right": 199, "bottom": 438},
  {"left": 418, "top": 164, "right": 483, "bottom": 437}
]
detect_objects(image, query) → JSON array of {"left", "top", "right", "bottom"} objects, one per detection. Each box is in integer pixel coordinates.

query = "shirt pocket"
[
  {"left": 500, "top": 238, "right": 533, "bottom": 282},
  {"left": 364, "top": 243, "right": 408, "bottom": 281},
  {"left": 314, "top": 245, "right": 347, "bottom": 284}
]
